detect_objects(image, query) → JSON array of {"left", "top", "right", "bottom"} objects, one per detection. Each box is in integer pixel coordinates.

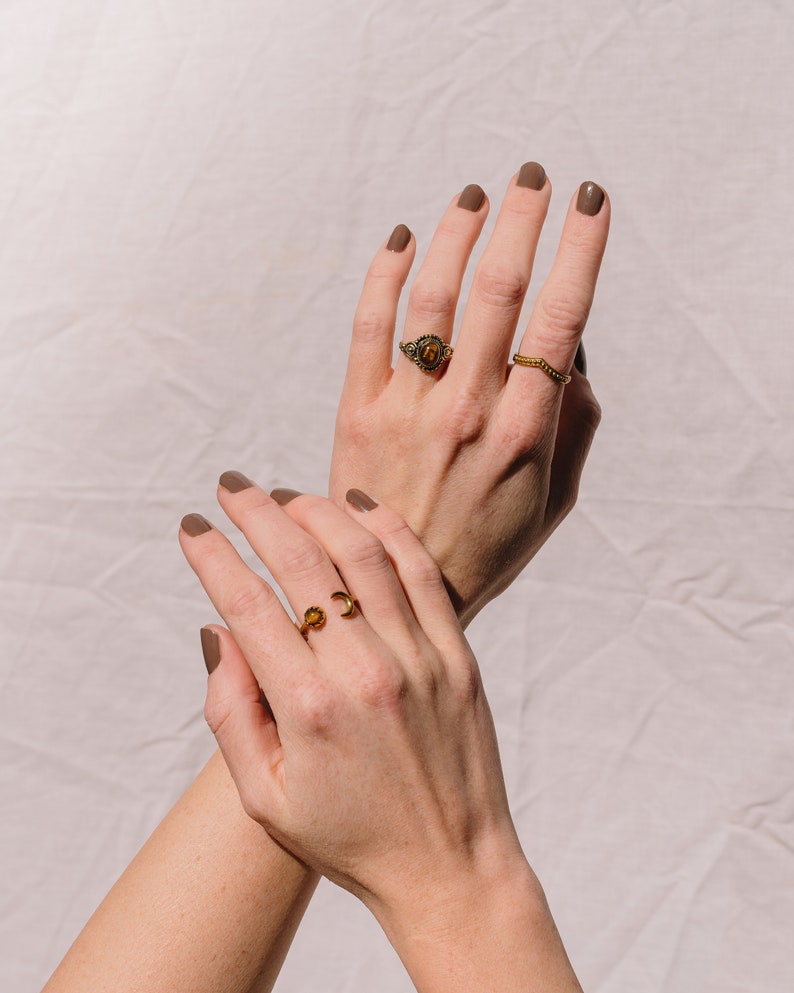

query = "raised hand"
[{"left": 330, "top": 167, "right": 609, "bottom": 624}]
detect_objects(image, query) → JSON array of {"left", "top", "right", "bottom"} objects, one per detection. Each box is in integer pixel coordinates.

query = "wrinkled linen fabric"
[{"left": 1, "top": 2, "right": 792, "bottom": 991}]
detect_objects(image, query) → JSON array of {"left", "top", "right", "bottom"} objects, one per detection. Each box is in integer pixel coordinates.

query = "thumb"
[{"left": 200, "top": 625, "right": 282, "bottom": 822}]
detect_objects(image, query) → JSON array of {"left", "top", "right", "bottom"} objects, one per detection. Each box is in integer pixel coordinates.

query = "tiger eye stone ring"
[
  {"left": 298, "top": 606, "right": 326, "bottom": 639},
  {"left": 399, "top": 333, "right": 453, "bottom": 373}
]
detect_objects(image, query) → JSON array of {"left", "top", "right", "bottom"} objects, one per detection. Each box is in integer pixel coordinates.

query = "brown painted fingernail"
[
  {"left": 517, "top": 162, "right": 546, "bottom": 191},
  {"left": 201, "top": 627, "right": 221, "bottom": 675},
  {"left": 219, "top": 470, "right": 254, "bottom": 493},
  {"left": 574, "top": 342, "right": 587, "bottom": 376},
  {"left": 270, "top": 487, "right": 302, "bottom": 506},
  {"left": 386, "top": 223, "right": 411, "bottom": 252},
  {"left": 181, "top": 513, "right": 213, "bottom": 536},
  {"left": 346, "top": 488, "right": 378, "bottom": 512},
  {"left": 577, "top": 181, "right": 605, "bottom": 216},
  {"left": 457, "top": 183, "right": 485, "bottom": 212}
]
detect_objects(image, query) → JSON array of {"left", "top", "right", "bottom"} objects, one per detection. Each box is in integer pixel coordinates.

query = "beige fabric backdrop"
[{"left": 1, "top": 1, "right": 792, "bottom": 990}]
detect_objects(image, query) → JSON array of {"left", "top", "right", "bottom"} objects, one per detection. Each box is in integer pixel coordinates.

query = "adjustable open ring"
[
  {"left": 298, "top": 606, "right": 326, "bottom": 639},
  {"left": 331, "top": 591, "right": 358, "bottom": 617},
  {"left": 399, "top": 334, "right": 453, "bottom": 373},
  {"left": 297, "top": 592, "right": 358, "bottom": 639},
  {"left": 512, "top": 354, "right": 572, "bottom": 385}
]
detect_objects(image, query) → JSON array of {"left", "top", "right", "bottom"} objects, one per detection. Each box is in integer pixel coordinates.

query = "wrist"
[{"left": 368, "top": 851, "right": 582, "bottom": 993}]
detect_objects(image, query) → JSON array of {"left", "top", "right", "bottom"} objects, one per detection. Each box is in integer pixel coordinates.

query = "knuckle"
[
  {"left": 472, "top": 264, "right": 527, "bottom": 310},
  {"left": 203, "top": 694, "right": 232, "bottom": 737},
  {"left": 533, "top": 291, "right": 590, "bottom": 346},
  {"left": 408, "top": 282, "right": 457, "bottom": 323},
  {"left": 400, "top": 550, "right": 443, "bottom": 594},
  {"left": 356, "top": 662, "right": 408, "bottom": 713},
  {"left": 278, "top": 537, "right": 326, "bottom": 581},
  {"left": 224, "top": 579, "right": 274, "bottom": 621},
  {"left": 344, "top": 532, "right": 390, "bottom": 573},
  {"left": 443, "top": 385, "right": 489, "bottom": 443},
  {"left": 447, "top": 651, "right": 482, "bottom": 706},
  {"left": 352, "top": 306, "right": 389, "bottom": 344},
  {"left": 294, "top": 677, "right": 337, "bottom": 734},
  {"left": 494, "top": 408, "right": 550, "bottom": 461}
]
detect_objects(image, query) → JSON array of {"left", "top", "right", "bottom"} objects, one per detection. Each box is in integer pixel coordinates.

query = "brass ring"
[
  {"left": 399, "top": 334, "right": 453, "bottom": 373},
  {"left": 331, "top": 591, "right": 358, "bottom": 617},
  {"left": 298, "top": 606, "right": 326, "bottom": 639},
  {"left": 512, "top": 354, "right": 572, "bottom": 385}
]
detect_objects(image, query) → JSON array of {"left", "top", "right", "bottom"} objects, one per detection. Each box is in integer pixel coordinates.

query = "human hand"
[
  {"left": 329, "top": 167, "right": 609, "bottom": 625},
  {"left": 179, "top": 474, "right": 523, "bottom": 912},
  {"left": 179, "top": 473, "right": 583, "bottom": 992}
]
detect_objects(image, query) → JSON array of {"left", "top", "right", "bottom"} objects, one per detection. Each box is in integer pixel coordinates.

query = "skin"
[
  {"left": 331, "top": 171, "right": 608, "bottom": 624},
  {"left": 42, "top": 166, "right": 608, "bottom": 993},
  {"left": 183, "top": 484, "right": 583, "bottom": 993}
]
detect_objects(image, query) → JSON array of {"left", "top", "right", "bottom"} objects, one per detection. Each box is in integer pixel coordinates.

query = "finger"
[
  {"left": 451, "top": 163, "right": 551, "bottom": 387},
  {"left": 344, "top": 224, "right": 417, "bottom": 404},
  {"left": 545, "top": 369, "right": 602, "bottom": 528},
  {"left": 270, "top": 489, "right": 422, "bottom": 644},
  {"left": 216, "top": 472, "right": 362, "bottom": 644},
  {"left": 179, "top": 512, "right": 310, "bottom": 709},
  {"left": 507, "top": 181, "right": 610, "bottom": 416},
  {"left": 395, "top": 184, "right": 489, "bottom": 389},
  {"left": 200, "top": 625, "right": 282, "bottom": 825},
  {"left": 343, "top": 488, "right": 462, "bottom": 648}
]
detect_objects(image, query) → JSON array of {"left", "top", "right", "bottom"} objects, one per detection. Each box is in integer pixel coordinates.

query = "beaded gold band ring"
[
  {"left": 512, "top": 354, "right": 572, "bottom": 385},
  {"left": 400, "top": 333, "right": 453, "bottom": 373}
]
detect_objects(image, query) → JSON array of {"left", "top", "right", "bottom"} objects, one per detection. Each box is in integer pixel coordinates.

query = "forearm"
[{"left": 43, "top": 749, "right": 318, "bottom": 993}]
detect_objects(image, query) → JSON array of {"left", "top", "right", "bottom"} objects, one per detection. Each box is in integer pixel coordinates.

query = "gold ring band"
[
  {"left": 298, "top": 606, "right": 326, "bottom": 639},
  {"left": 512, "top": 354, "right": 572, "bottom": 385},
  {"left": 399, "top": 334, "right": 453, "bottom": 373},
  {"left": 331, "top": 591, "right": 358, "bottom": 617},
  {"left": 297, "top": 591, "right": 358, "bottom": 639}
]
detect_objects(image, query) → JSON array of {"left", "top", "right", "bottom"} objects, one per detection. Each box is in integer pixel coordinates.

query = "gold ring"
[
  {"left": 331, "top": 591, "right": 358, "bottom": 617},
  {"left": 399, "top": 334, "right": 453, "bottom": 373},
  {"left": 512, "top": 354, "right": 571, "bottom": 385},
  {"left": 298, "top": 605, "right": 326, "bottom": 639}
]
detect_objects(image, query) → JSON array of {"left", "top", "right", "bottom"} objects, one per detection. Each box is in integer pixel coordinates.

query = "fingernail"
[
  {"left": 346, "top": 488, "right": 378, "bottom": 512},
  {"left": 457, "top": 183, "right": 485, "bottom": 212},
  {"left": 386, "top": 223, "right": 411, "bottom": 252},
  {"left": 270, "top": 487, "right": 302, "bottom": 506},
  {"left": 517, "top": 162, "right": 546, "bottom": 191},
  {"left": 219, "top": 470, "right": 254, "bottom": 493},
  {"left": 181, "top": 513, "right": 213, "bottom": 536},
  {"left": 576, "top": 181, "right": 605, "bottom": 216},
  {"left": 574, "top": 342, "right": 587, "bottom": 376},
  {"left": 201, "top": 627, "right": 221, "bottom": 675}
]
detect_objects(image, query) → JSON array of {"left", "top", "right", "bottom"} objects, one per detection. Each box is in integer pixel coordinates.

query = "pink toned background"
[{"left": 2, "top": 2, "right": 792, "bottom": 990}]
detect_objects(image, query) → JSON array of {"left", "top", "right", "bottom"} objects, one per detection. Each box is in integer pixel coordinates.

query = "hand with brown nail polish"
[
  {"left": 331, "top": 167, "right": 610, "bottom": 625},
  {"left": 179, "top": 485, "right": 583, "bottom": 993}
]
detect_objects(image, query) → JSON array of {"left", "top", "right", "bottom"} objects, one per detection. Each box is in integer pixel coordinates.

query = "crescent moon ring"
[{"left": 331, "top": 591, "right": 358, "bottom": 618}]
